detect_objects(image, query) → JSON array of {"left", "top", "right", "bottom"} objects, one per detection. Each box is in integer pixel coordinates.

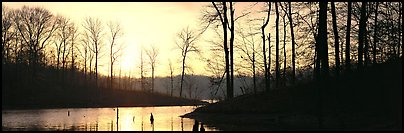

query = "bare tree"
[
  {"left": 317, "top": 2, "right": 328, "bottom": 128},
  {"left": 282, "top": 10, "right": 287, "bottom": 87},
  {"left": 261, "top": 2, "right": 271, "bottom": 91},
  {"left": 69, "top": 23, "right": 79, "bottom": 85},
  {"left": 107, "top": 21, "right": 124, "bottom": 89},
  {"left": 229, "top": 2, "right": 235, "bottom": 99},
  {"left": 77, "top": 31, "right": 91, "bottom": 82},
  {"left": 372, "top": 2, "right": 379, "bottom": 65},
  {"left": 345, "top": 2, "right": 352, "bottom": 72},
  {"left": 2, "top": 5, "right": 14, "bottom": 65},
  {"left": 275, "top": 2, "right": 280, "bottom": 88},
  {"left": 331, "top": 2, "right": 340, "bottom": 76},
  {"left": 204, "top": 28, "right": 227, "bottom": 100},
  {"left": 145, "top": 44, "right": 159, "bottom": 93},
  {"left": 54, "top": 16, "right": 75, "bottom": 78},
  {"left": 358, "top": 2, "right": 368, "bottom": 72},
  {"left": 14, "top": 6, "right": 58, "bottom": 77},
  {"left": 140, "top": 45, "right": 145, "bottom": 92},
  {"left": 211, "top": 2, "right": 230, "bottom": 99},
  {"left": 237, "top": 24, "right": 259, "bottom": 94},
  {"left": 288, "top": 2, "right": 296, "bottom": 84},
  {"left": 176, "top": 26, "right": 199, "bottom": 97},
  {"left": 168, "top": 59, "right": 174, "bottom": 96},
  {"left": 82, "top": 16, "right": 104, "bottom": 103},
  {"left": 318, "top": 2, "right": 329, "bottom": 78}
]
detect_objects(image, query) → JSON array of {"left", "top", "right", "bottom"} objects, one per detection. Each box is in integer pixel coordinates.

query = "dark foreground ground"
[
  {"left": 183, "top": 60, "right": 402, "bottom": 131},
  {"left": 2, "top": 87, "right": 207, "bottom": 110},
  {"left": 2, "top": 60, "right": 209, "bottom": 110},
  {"left": 2, "top": 64, "right": 207, "bottom": 110}
]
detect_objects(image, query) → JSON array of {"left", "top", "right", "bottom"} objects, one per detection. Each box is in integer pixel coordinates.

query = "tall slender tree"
[
  {"left": 275, "top": 2, "right": 280, "bottom": 88},
  {"left": 345, "top": 2, "right": 352, "bottom": 72},
  {"left": 358, "top": 2, "right": 368, "bottom": 72},
  {"left": 107, "top": 21, "right": 123, "bottom": 89},
  {"left": 317, "top": 2, "right": 328, "bottom": 129},
  {"left": 145, "top": 44, "right": 159, "bottom": 93},
  {"left": 82, "top": 16, "right": 104, "bottom": 102},
  {"left": 261, "top": 2, "right": 271, "bottom": 91},
  {"left": 372, "top": 2, "right": 379, "bottom": 65},
  {"left": 212, "top": 2, "right": 231, "bottom": 99},
  {"left": 176, "top": 27, "right": 199, "bottom": 97},
  {"left": 168, "top": 59, "right": 174, "bottom": 96},
  {"left": 282, "top": 12, "right": 287, "bottom": 86},
  {"left": 229, "top": 2, "right": 235, "bottom": 99},
  {"left": 288, "top": 2, "right": 296, "bottom": 84},
  {"left": 331, "top": 2, "right": 340, "bottom": 76}
]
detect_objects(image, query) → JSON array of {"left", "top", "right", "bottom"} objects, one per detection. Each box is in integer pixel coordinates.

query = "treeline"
[
  {"left": 2, "top": 2, "right": 402, "bottom": 102},
  {"left": 201, "top": 2, "right": 402, "bottom": 100},
  {"left": 1, "top": 4, "right": 183, "bottom": 106}
]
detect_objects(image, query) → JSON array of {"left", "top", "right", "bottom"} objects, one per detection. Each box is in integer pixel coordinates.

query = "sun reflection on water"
[{"left": 2, "top": 106, "right": 219, "bottom": 131}]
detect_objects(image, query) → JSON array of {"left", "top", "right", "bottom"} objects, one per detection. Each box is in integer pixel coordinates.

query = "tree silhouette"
[
  {"left": 261, "top": 2, "right": 271, "bottom": 92},
  {"left": 358, "top": 2, "right": 368, "bottom": 72},
  {"left": 168, "top": 59, "right": 175, "bottom": 96},
  {"left": 176, "top": 26, "right": 199, "bottom": 97},
  {"left": 288, "top": 2, "right": 296, "bottom": 85},
  {"left": 145, "top": 44, "right": 159, "bottom": 93},
  {"left": 82, "top": 16, "right": 104, "bottom": 101},
  {"left": 212, "top": 2, "right": 231, "bottom": 99},
  {"left": 237, "top": 24, "right": 259, "bottom": 94},
  {"left": 345, "top": 2, "right": 352, "bottom": 72},
  {"left": 14, "top": 6, "right": 58, "bottom": 79},
  {"left": 275, "top": 2, "right": 280, "bottom": 88},
  {"left": 372, "top": 2, "right": 380, "bottom": 65},
  {"left": 331, "top": 2, "right": 341, "bottom": 76},
  {"left": 107, "top": 21, "right": 124, "bottom": 90}
]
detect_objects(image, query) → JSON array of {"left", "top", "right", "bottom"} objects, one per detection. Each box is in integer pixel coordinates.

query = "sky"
[
  {"left": 3, "top": 2, "right": 269, "bottom": 78},
  {"left": 3, "top": 2, "right": 213, "bottom": 78}
]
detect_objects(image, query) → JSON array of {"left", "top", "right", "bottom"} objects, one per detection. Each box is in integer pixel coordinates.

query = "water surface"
[{"left": 2, "top": 106, "right": 219, "bottom": 131}]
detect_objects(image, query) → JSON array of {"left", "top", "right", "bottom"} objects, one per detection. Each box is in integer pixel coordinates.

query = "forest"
[{"left": 2, "top": 2, "right": 402, "bottom": 114}]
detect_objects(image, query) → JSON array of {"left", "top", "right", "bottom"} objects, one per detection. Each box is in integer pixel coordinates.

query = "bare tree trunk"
[
  {"left": 358, "top": 2, "right": 367, "bottom": 72},
  {"left": 212, "top": 2, "right": 230, "bottom": 99},
  {"left": 140, "top": 49, "right": 144, "bottom": 91},
  {"left": 151, "top": 66, "right": 154, "bottom": 92},
  {"left": 180, "top": 55, "right": 186, "bottom": 97},
  {"left": 317, "top": 2, "right": 328, "bottom": 128},
  {"left": 283, "top": 13, "right": 287, "bottom": 87},
  {"left": 346, "top": 2, "right": 352, "bottom": 72},
  {"left": 400, "top": 2, "right": 402, "bottom": 58},
  {"left": 110, "top": 41, "right": 114, "bottom": 89},
  {"left": 364, "top": 27, "right": 370, "bottom": 68},
  {"left": 372, "top": 2, "right": 379, "bottom": 65},
  {"left": 268, "top": 33, "right": 271, "bottom": 89},
  {"left": 331, "top": 2, "right": 340, "bottom": 76},
  {"left": 169, "top": 60, "right": 174, "bottom": 96},
  {"left": 288, "top": 2, "right": 296, "bottom": 84},
  {"left": 275, "top": 2, "right": 280, "bottom": 88},
  {"left": 222, "top": 2, "right": 231, "bottom": 99},
  {"left": 253, "top": 49, "right": 256, "bottom": 95},
  {"left": 262, "top": 2, "right": 271, "bottom": 92},
  {"left": 229, "top": 2, "right": 235, "bottom": 99}
]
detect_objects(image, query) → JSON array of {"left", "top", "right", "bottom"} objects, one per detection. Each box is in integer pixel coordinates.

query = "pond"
[{"left": 2, "top": 106, "right": 219, "bottom": 131}]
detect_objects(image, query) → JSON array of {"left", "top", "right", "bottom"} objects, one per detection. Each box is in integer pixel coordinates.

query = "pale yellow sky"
[
  {"left": 3, "top": 2, "right": 212, "bottom": 78},
  {"left": 3, "top": 2, "right": 270, "bottom": 78}
]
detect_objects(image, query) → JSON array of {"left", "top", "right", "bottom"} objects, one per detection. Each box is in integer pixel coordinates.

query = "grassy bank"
[{"left": 183, "top": 59, "right": 402, "bottom": 130}]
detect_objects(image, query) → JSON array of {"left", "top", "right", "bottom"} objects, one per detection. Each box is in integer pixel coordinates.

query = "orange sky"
[{"left": 3, "top": 2, "right": 268, "bottom": 78}]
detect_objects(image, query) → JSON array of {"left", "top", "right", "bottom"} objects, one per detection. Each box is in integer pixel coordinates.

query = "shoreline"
[
  {"left": 2, "top": 102, "right": 208, "bottom": 111},
  {"left": 181, "top": 61, "right": 402, "bottom": 131}
]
